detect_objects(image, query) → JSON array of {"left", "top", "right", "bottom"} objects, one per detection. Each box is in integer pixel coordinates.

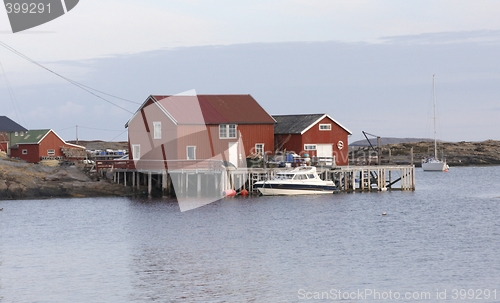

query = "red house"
[
  {"left": 273, "top": 114, "right": 352, "bottom": 166},
  {"left": 125, "top": 94, "right": 275, "bottom": 169},
  {"left": 9, "top": 129, "right": 86, "bottom": 163}
]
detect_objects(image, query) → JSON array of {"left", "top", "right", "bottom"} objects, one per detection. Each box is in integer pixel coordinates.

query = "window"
[
  {"left": 47, "top": 149, "right": 55, "bottom": 156},
  {"left": 255, "top": 143, "right": 264, "bottom": 155},
  {"left": 14, "top": 132, "right": 18, "bottom": 136},
  {"left": 20, "top": 132, "right": 24, "bottom": 136},
  {"left": 187, "top": 146, "right": 196, "bottom": 160},
  {"left": 304, "top": 144, "right": 317, "bottom": 150},
  {"left": 294, "top": 174, "right": 307, "bottom": 180},
  {"left": 319, "top": 124, "right": 332, "bottom": 131},
  {"left": 22, "top": 149, "right": 27, "bottom": 155},
  {"left": 132, "top": 144, "right": 140, "bottom": 160},
  {"left": 219, "top": 124, "right": 237, "bottom": 139},
  {"left": 153, "top": 122, "right": 161, "bottom": 139}
]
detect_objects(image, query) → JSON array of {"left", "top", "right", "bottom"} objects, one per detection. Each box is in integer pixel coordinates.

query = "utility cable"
[{"left": 0, "top": 40, "right": 139, "bottom": 114}]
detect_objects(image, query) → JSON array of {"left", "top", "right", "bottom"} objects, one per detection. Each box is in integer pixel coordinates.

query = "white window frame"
[
  {"left": 304, "top": 144, "right": 317, "bottom": 151},
  {"left": 14, "top": 132, "right": 18, "bottom": 136},
  {"left": 319, "top": 124, "right": 332, "bottom": 131},
  {"left": 132, "top": 144, "right": 141, "bottom": 160},
  {"left": 255, "top": 143, "right": 264, "bottom": 155},
  {"left": 186, "top": 146, "right": 196, "bottom": 160},
  {"left": 47, "top": 149, "right": 55, "bottom": 156},
  {"left": 219, "top": 124, "right": 237, "bottom": 139},
  {"left": 153, "top": 122, "right": 161, "bottom": 139},
  {"left": 22, "top": 149, "right": 27, "bottom": 155}
]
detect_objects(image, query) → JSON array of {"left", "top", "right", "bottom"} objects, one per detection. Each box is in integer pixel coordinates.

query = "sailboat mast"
[{"left": 433, "top": 74, "right": 437, "bottom": 160}]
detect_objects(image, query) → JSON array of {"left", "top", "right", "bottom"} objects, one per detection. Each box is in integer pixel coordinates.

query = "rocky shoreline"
[
  {"left": 1, "top": 140, "right": 499, "bottom": 200},
  {"left": 0, "top": 156, "right": 134, "bottom": 200},
  {"left": 350, "top": 140, "right": 500, "bottom": 166}
]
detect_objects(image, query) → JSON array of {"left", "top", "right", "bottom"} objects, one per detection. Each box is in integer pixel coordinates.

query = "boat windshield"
[
  {"left": 275, "top": 173, "right": 294, "bottom": 180},
  {"left": 293, "top": 174, "right": 308, "bottom": 180}
]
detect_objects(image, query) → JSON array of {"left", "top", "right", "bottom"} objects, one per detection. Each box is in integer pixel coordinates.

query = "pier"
[{"left": 95, "top": 159, "right": 415, "bottom": 196}]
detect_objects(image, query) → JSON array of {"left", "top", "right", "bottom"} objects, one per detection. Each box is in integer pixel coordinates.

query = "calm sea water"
[{"left": 1, "top": 166, "right": 500, "bottom": 303}]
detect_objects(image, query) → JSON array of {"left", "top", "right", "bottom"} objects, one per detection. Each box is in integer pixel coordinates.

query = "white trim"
[
  {"left": 319, "top": 123, "right": 332, "bottom": 131},
  {"left": 255, "top": 143, "right": 264, "bottom": 154},
  {"left": 125, "top": 95, "right": 178, "bottom": 128},
  {"left": 300, "top": 114, "right": 352, "bottom": 135},
  {"left": 186, "top": 145, "right": 196, "bottom": 160},
  {"left": 132, "top": 144, "right": 141, "bottom": 160},
  {"left": 219, "top": 124, "right": 237, "bottom": 139},
  {"left": 153, "top": 121, "right": 162, "bottom": 139},
  {"left": 22, "top": 129, "right": 84, "bottom": 149}
]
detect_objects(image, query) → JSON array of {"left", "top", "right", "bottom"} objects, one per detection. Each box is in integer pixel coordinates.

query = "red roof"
[{"left": 151, "top": 94, "right": 275, "bottom": 125}]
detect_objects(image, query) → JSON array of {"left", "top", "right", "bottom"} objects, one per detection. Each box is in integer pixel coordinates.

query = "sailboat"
[{"left": 422, "top": 75, "right": 449, "bottom": 172}]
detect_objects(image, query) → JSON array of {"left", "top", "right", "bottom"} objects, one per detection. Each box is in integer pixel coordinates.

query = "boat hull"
[
  {"left": 254, "top": 183, "right": 337, "bottom": 196},
  {"left": 422, "top": 161, "right": 449, "bottom": 171}
]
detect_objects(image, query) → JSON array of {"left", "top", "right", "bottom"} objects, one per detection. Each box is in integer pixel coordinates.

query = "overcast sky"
[{"left": 1, "top": 0, "right": 500, "bottom": 143}]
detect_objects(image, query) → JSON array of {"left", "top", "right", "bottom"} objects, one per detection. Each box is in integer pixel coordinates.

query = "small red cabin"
[
  {"left": 9, "top": 129, "right": 86, "bottom": 163},
  {"left": 273, "top": 114, "right": 352, "bottom": 166}
]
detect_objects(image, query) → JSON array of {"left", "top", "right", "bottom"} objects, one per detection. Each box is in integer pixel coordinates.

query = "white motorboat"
[
  {"left": 253, "top": 166, "right": 338, "bottom": 195},
  {"left": 422, "top": 74, "right": 449, "bottom": 172}
]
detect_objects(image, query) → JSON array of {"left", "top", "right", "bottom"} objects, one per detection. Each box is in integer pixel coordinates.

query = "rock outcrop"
[
  {"left": 0, "top": 157, "right": 133, "bottom": 200},
  {"left": 350, "top": 140, "right": 500, "bottom": 166}
]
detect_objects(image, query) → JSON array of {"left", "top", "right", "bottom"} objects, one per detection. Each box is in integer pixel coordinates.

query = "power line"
[
  {"left": 0, "top": 61, "right": 25, "bottom": 126},
  {"left": 79, "top": 125, "right": 126, "bottom": 132},
  {"left": 56, "top": 125, "right": 126, "bottom": 132},
  {"left": 0, "top": 40, "right": 140, "bottom": 114}
]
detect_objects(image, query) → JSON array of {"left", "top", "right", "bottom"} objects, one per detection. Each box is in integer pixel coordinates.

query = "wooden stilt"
[{"left": 148, "top": 171, "right": 152, "bottom": 196}]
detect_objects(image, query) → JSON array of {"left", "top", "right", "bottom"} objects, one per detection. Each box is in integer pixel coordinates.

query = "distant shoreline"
[
  {"left": 349, "top": 139, "right": 500, "bottom": 167},
  {"left": 1, "top": 139, "right": 499, "bottom": 200}
]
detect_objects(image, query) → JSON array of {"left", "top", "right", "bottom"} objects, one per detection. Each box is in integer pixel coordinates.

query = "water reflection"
[{"left": 0, "top": 167, "right": 499, "bottom": 302}]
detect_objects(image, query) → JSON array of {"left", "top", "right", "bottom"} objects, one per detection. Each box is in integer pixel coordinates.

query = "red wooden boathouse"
[
  {"left": 273, "top": 114, "right": 352, "bottom": 166},
  {"left": 125, "top": 94, "right": 275, "bottom": 170}
]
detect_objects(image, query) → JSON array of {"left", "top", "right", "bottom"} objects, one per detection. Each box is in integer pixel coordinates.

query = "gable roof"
[
  {"left": 10, "top": 129, "right": 85, "bottom": 149},
  {"left": 126, "top": 94, "right": 276, "bottom": 127},
  {"left": 0, "top": 116, "right": 27, "bottom": 132},
  {"left": 273, "top": 114, "right": 352, "bottom": 135},
  {"left": 10, "top": 129, "right": 51, "bottom": 145}
]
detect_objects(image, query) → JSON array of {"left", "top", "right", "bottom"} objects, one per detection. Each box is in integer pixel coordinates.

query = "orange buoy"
[
  {"left": 224, "top": 189, "right": 236, "bottom": 197},
  {"left": 239, "top": 189, "right": 249, "bottom": 196}
]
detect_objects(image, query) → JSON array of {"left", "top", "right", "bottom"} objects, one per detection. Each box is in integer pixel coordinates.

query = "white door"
[
  {"left": 228, "top": 142, "right": 238, "bottom": 168},
  {"left": 316, "top": 144, "right": 333, "bottom": 165}
]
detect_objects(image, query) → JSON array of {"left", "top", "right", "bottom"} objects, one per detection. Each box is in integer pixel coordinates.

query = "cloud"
[
  {"left": 2, "top": 30, "right": 500, "bottom": 142},
  {"left": 3, "top": 0, "right": 500, "bottom": 64}
]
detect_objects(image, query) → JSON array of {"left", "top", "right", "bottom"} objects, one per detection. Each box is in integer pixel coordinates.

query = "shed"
[
  {"left": 273, "top": 114, "right": 352, "bottom": 166},
  {"left": 10, "top": 129, "right": 86, "bottom": 163}
]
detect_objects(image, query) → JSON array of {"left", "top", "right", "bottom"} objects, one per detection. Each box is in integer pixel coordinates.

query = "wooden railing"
[{"left": 95, "top": 159, "right": 225, "bottom": 172}]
